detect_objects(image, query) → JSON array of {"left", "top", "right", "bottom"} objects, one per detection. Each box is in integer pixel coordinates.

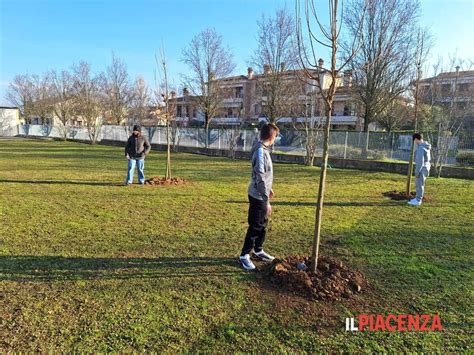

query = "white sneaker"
[
  {"left": 407, "top": 198, "right": 422, "bottom": 206},
  {"left": 239, "top": 254, "right": 256, "bottom": 270},
  {"left": 253, "top": 250, "right": 275, "bottom": 262}
]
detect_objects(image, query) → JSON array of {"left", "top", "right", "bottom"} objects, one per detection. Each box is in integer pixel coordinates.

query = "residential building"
[
  {"left": 172, "top": 88, "right": 202, "bottom": 126},
  {"left": 419, "top": 69, "right": 474, "bottom": 133},
  {"left": 172, "top": 60, "right": 363, "bottom": 130}
]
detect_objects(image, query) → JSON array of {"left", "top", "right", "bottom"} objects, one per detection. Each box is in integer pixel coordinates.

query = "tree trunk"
[
  {"left": 166, "top": 121, "right": 172, "bottom": 180},
  {"left": 204, "top": 112, "right": 210, "bottom": 149},
  {"left": 310, "top": 104, "right": 332, "bottom": 273},
  {"left": 405, "top": 141, "right": 415, "bottom": 196},
  {"left": 406, "top": 67, "right": 420, "bottom": 196},
  {"left": 305, "top": 129, "right": 315, "bottom": 166},
  {"left": 362, "top": 107, "right": 371, "bottom": 158},
  {"left": 62, "top": 122, "right": 68, "bottom": 141}
]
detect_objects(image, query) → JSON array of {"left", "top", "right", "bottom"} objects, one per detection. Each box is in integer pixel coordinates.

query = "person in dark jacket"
[
  {"left": 239, "top": 123, "right": 279, "bottom": 270},
  {"left": 408, "top": 132, "right": 431, "bottom": 206},
  {"left": 125, "top": 125, "right": 151, "bottom": 185}
]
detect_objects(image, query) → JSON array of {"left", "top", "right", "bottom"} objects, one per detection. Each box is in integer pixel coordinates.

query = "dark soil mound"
[
  {"left": 144, "top": 176, "right": 186, "bottom": 186},
  {"left": 383, "top": 190, "right": 430, "bottom": 202},
  {"left": 268, "top": 255, "right": 367, "bottom": 301}
]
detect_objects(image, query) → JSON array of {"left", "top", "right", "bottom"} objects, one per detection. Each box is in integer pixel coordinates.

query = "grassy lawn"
[{"left": 0, "top": 139, "right": 472, "bottom": 352}]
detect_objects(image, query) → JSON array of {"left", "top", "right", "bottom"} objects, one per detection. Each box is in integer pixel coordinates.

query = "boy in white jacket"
[{"left": 408, "top": 133, "right": 431, "bottom": 206}]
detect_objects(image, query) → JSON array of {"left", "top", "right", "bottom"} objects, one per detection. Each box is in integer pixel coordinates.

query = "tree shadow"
[
  {"left": 0, "top": 179, "right": 124, "bottom": 187},
  {"left": 225, "top": 200, "right": 403, "bottom": 207},
  {"left": 11, "top": 153, "right": 124, "bottom": 160},
  {"left": 0, "top": 256, "right": 242, "bottom": 282}
]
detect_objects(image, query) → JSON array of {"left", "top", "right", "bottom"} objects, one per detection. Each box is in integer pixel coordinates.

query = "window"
[
  {"left": 458, "top": 83, "right": 469, "bottom": 92},
  {"left": 228, "top": 108, "right": 233, "bottom": 117},
  {"left": 235, "top": 87, "right": 243, "bottom": 98},
  {"left": 192, "top": 109, "right": 196, "bottom": 118},
  {"left": 442, "top": 83, "right": 452, "bottom": 94},
  {"left": 177, "top": 105, "right": 182, "bottom": 117},
  {"left": 254, "top": 105, "right": 259, "bottom": 115},
  {"left": 343, "top": 105, "right": 350, "bottom": 116}
]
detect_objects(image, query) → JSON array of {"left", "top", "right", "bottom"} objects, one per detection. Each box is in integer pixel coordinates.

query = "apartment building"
[
  {"left": 174, "top": 60, "right": 362, "bottom": 130},
  {"left": 419, "top": 68, "right": 474, "bottom": 133}
]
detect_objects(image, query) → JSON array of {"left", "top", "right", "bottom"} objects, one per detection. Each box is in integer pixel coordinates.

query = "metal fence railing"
[
  {"left": 8, "top": 124, "right": 474, "bottom": 167},
  {"left": 273, "top": 129, "right": 474, "bottom": 166}
]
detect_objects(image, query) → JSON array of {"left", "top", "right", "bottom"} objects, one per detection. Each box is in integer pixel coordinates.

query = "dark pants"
[{"left": 241, "top": 195, "right": 268, "bottom": 256}]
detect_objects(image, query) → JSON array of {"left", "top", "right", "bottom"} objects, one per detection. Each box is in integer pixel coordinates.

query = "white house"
[{"left": 0, "top": 107, "right": 20, "bottom": 136}]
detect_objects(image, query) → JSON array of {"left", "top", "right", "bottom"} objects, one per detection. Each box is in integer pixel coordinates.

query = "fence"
[{"left": 8, "top": 124, "right": 474, "bottom": 167}]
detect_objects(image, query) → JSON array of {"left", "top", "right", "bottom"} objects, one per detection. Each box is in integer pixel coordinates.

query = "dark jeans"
[{"left": 241, "top": 195, "right": 268, "bottom": 256}]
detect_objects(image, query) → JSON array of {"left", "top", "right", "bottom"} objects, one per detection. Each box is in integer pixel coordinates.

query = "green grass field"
[{"left": 0, "top": 139, "right": 472, "bottom": 352}]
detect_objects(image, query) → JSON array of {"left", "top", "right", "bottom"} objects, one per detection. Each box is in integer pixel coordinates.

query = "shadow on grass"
[
  {"left": 0, "top": 256, "right": 243, "bottom": 281},
  {"left": 11, "top": 153, "right": 125, "bottom": 160},
  {"left": 0, "top": 179, "right": 124, "bottom": 187},
  {"left": 225, "top": 200, "right": 403, "bottom": 207}
]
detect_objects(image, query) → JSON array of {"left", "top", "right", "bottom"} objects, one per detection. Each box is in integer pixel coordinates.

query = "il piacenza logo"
[{"left": 345, "top": 314, "right": 443, "bottom": 332}]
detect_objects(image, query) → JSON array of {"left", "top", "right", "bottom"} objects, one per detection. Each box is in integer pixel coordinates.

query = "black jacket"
[{"left": 125, "top": 134, "right": 151, "bottom": 159}]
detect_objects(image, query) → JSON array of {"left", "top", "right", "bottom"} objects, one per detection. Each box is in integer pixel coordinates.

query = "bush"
[
  {"left": 367, "top": 149, "right": 388, "bottom": 161},
  {"left": 456, "top": 151, "right": 474, "bottom": 166},
  {"left": 328, "top": 145, "right": 388, "bottom": 160},
  {"left": 328, "top": 144, "right": 362, "bottom": 159}
]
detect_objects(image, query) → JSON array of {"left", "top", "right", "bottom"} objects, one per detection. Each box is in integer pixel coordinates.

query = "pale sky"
[{"left": 0, "top": 0, "right": 473, "bottom": 106}]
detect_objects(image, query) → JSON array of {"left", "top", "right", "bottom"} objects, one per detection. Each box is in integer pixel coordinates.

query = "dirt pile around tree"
[
  {"left": 382, "top": 190, "right": 430, "bottom": 202},
  {"left": 267, "top": 255, "right": 367, "bottom": 301},
  {"left": 144, "top": 176, "right": 186, "bottom": 186}
]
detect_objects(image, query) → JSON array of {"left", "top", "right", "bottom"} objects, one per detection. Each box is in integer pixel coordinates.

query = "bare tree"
[
  {"left": 31, "top": 73, "right": 55, "bottom": 136},
  {"left": 298, "top": 94, "right": 325, "bottom": 166},
  {"left": 72, "top": 61, "right": 103, "bottom": 144},
  {"left": 345, "top": 0, "right": 420, "bottom": 156},
  {"left": 5, "top": 74, "right": 35, "bottom": 135},
  {"left": 128, "top": 76, "right": 151, "bottom": 132},
  {"left": 296, "top": 0, "right": 366, "bottom": 272},
  {"left": 378, "top": 99, "right": 411, "bottom": 133},
  {"left": 155, "top": 46, "right": 177, "bottom": 180},
  {"left": 251, "top": 7, "right": 299, "bottom": 123},
  {"left": 100, "top": 54, "right": 132, "bottom": 126},
  {"left": 6, "top": 74, "right": 35, "bottom": 122},
  {"left": 169, "top": 107, "right": 183, "bottom": 152},
  {"left": 182, "top": 28, "right": 236, "bottom": 147},
  {"left": 405, "top": 29, "right": 430, "bottom": 195},
  {"left": 220, "top": 126, "right": 240, "bottom": 159},
  {"left": 7, "top": 73, "right": 54, "bottom": 135},
  {"left": 49, "top": 69, "right": 75, "bottom": 140},
  {"left": 284, "top": 69, "right": 326, "bottom": 167},
  {"left": 421, "top": 58, "right": 473, "bottom": 177}
]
